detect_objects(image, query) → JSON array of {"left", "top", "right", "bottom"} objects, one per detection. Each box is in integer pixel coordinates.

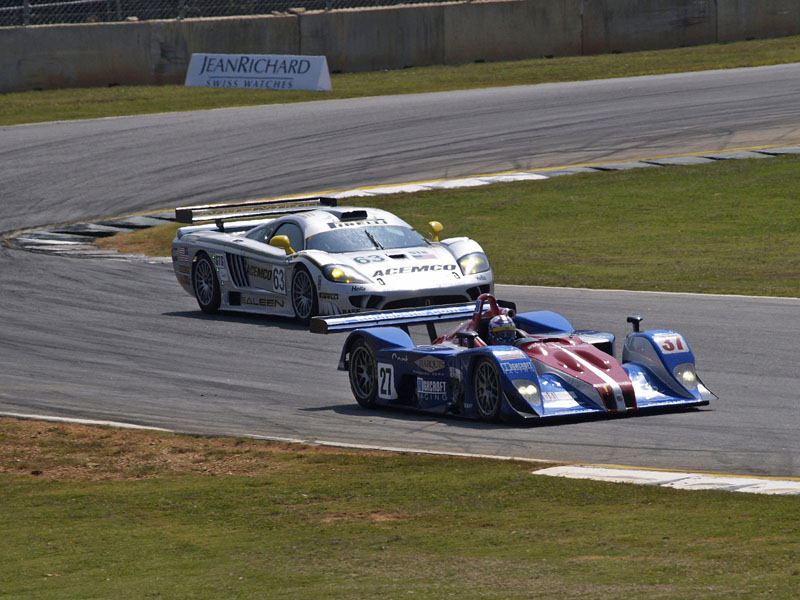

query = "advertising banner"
[{"left": 184, "top": 53, "right": 332, "bottom": 91}]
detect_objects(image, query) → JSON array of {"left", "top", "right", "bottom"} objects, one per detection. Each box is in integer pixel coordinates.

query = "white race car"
[{"left": 171, "top": 197, "right": 494, "bottom": 323}]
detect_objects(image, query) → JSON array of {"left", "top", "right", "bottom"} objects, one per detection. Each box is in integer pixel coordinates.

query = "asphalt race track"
[{"left": 2, "top": 64, "right": 799, "bottom": 477}]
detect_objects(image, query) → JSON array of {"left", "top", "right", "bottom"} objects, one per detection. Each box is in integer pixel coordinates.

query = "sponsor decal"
[
  {"left": 372, "top": 264, "right": 456, "bottom": 277},
  {"left": 319, "top": 292, "right": 339, "bottom": 300},
  {"left": 178, "top": 265, "right": 191, "bottom": 274},
  {"left": 409, "top": 250, "right": 436, "bottom": 260},
  {"left": 199, "top": 55, "right": 312, "bottom": 75},
  {"left": 501, "top": 361, "right": 532, "bottom": 375},
  {"left": 177, "top": 246, "right": 189, "bottom": 262},
  {"left": 351, "top": 285, "right": 366, "bottom": 291},
  {"left": 324, "top": 305, "right": 472, "bottom": 327},
  {"left": 542, "top": 391, "right": 578, "bottom": 404},
  {"left": 213, "top": 254, "right": 225, "bottom": 268},
  {"left": 327, "top": 218, "right": 387, "bottom": 229},
  {"left": 415, "top": 356, "right": 445, "bottom": 373},
  {"left": 247, "top": 263, "right": 273, "bottom": 281},
  {"left": 242, "top": 296, "right": 285, "bottom": 308},
  {"left": 391, "top": 353, "right": 409, "bottom": 363},
  {"left": 449, "top": 366, "right": 463, "bottom": 381},
  {"left": 416, "top": 377, "right": 447, "bottom": 401},
  {"left": 493, "top": 349, "right": 527, "bottom": 361}
]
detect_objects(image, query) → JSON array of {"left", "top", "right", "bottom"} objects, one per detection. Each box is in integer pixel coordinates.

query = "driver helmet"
[{"left": 488, "top": 314, "right": 516, "bottom": 345}]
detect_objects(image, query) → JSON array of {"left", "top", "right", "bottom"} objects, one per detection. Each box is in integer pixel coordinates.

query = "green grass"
[
  {"left": 4, "top": 35, "right": 800, "bottom": 125},
  {"left": 1, "top": 420, "right": 798, "bottom": 599},
  {"left": 102, "top": 154, "right": 800, "bottom": 297}
]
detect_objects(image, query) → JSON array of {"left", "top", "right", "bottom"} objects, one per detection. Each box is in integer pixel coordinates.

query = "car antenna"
[{"left": 627, "top": 315, "right": 643, "bottom": 332}]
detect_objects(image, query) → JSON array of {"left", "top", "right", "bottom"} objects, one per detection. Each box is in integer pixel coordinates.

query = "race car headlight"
[
  {"left": 458, "top": 252, "right": 491, "bottom": 275},
  {"left": 673, "top": 363, "right": 698, "bottom": 391},
  {"left": 513, "top": 379, "right": 541, "bottom": 405},
  {"left": 322, "top": 264, "right": 371, "bottom": 284}
]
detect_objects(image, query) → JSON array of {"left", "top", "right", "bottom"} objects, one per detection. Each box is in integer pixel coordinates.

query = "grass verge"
[
  {"left": 4, "top": 35, "right": 800, "bottom": 125},
  {"left": 1, "top": 417, "right": 798, "bottom": 600},
  {"left": 98, "top": 154, "right": 800, "bottom": 297}
]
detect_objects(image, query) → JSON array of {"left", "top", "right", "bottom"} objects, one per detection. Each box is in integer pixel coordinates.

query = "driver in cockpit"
[{"left": 486, "top": 314, "right": 517, "bottom": 345}]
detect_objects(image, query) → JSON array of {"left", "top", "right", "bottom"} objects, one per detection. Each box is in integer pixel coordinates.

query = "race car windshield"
[{"left": 307, "top": 226, "right": 428, "bottom": 253}]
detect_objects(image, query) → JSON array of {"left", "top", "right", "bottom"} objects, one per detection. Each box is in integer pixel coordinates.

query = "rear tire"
[
  {"left": 473, "top": 358, "right": 503, "bottom": 422},
  {"left": 348, "top": 339, "right": 378, "bottom": 408},
  {"left": 193, "top": 254, "right": 221, "bottom": 314}
]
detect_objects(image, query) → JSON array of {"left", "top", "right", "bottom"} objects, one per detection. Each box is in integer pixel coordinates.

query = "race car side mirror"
[
  {"left": 269, "top": 235, "right": 295, "bottom": 255},
  {"left": 428, "top": 221, "right": 443, "bottom": 242},
  {"left": 456, "top": 330, "right": 479, "bottom": 348},
  {"left": 627, "top": 315, "right": 643, "bottom": 332}
]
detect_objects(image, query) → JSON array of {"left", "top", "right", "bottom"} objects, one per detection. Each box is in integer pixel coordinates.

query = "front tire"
[
  {"left": 291, "top": 265, "right": 318, "bottom": 325},
  {"left": 348, "top": 339, "right": 378, "bottom": 408},
  {"left": 473, "top": 359, "right": 503, "bottom": 422},
  {"left": 193, "top": 254, "right": 221, "bottom": 314}
]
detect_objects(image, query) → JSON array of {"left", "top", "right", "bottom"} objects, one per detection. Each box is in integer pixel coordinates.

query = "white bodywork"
[{"left": 171, "top": 205, "right": 494, "bottom": 320}]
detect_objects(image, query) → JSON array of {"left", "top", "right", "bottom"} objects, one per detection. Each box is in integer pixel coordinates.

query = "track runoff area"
[{"left": 6, "top": 145, "right": 800, "bottom": 495}]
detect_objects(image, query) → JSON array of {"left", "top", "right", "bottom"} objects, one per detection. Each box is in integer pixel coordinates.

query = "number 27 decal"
[
  {"left": 654, "top": 333, "right": 689, "bottom": 354},
  {"left": 377, "top": 363, "right": 398, "bottom": 399}
]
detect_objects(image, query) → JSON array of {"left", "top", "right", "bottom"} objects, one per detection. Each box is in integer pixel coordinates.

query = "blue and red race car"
[{"left": 311, "top": 294, "right": 715, "bottom": 422}]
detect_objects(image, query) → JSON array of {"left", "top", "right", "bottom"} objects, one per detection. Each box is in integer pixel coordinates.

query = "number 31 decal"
[{"left": 653, "top": 333, "right": 689, "bottom": 354}]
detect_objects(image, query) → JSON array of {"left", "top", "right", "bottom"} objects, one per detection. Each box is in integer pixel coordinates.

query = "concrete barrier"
[
  {"left": 2, "top": 0, "right": 800, "bottom": 93},
  {"left": 443, "top": 0, "right": 582, "bottom": 65},
  {"left": 300, "top": 5, "right": 445, "bottom": 73},
  {"left": 717, "top": 0, "right": 800, "bottom": 43},
  {"left": 582, "top": 0, "right": 716, "bottom": 55},
  {"left": 0, "top": 16, "right": 299, "bottom": 91}
]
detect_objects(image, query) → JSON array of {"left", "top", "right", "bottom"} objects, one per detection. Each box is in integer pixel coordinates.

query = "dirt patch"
[
  {"left": 320, "top": 511, "right": 408, "bottom": 524},
  {"left": 0, "top": 417, "right": 383, "bottom": 481}
]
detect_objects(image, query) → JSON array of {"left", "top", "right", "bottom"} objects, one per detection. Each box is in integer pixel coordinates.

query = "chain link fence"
[{"left": 0, "top": 0, "right": 446, "bottom": 27}]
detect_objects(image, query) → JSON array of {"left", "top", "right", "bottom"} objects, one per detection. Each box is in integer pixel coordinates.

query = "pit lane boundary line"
[{"left": 3, "top": 411, "right": 799, "bottom": 495}]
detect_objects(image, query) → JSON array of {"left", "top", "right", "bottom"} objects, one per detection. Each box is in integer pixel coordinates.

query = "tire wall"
[{"left": 1, "top": 0, "right": 799, "bottom": 92}]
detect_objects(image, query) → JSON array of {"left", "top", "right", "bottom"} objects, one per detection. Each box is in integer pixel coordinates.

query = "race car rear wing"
[
  {"left": 310, "top": 302, "right": 477, "bottom": 339},
  {"left": 175, "top": 196, "right": 337, "bottom": 231}
]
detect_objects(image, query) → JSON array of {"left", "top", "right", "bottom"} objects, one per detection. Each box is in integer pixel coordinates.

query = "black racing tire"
[
  {"left": 473, "top": 358, "right": 503, "bottom": 422},
  {"left": 291, "top": 265, "right": 318, "bottom": 325},
  {"left": 348, "top": 339, "right": 378, "bottom": 408},
  {"left": 193, "top": 253, "right": 221, "bottom": 314}
]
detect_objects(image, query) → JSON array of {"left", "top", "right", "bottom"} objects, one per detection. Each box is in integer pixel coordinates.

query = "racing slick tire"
[
  {"left": 291, "top": 265, "right": 318, "bottom": 325},
  {"left": 193, "top": 253, "right": 221, "bottom": 314},
  {"left": 473, "top": 358, "right": 503, "bottom": 422},
  {"left": 348, "top": 338, "right": 378, "bottom": 408}
]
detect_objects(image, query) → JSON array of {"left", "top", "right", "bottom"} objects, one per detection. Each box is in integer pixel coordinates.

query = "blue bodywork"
[{"left": 314, "top": 298, "right": 715, "bottom": 421}]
